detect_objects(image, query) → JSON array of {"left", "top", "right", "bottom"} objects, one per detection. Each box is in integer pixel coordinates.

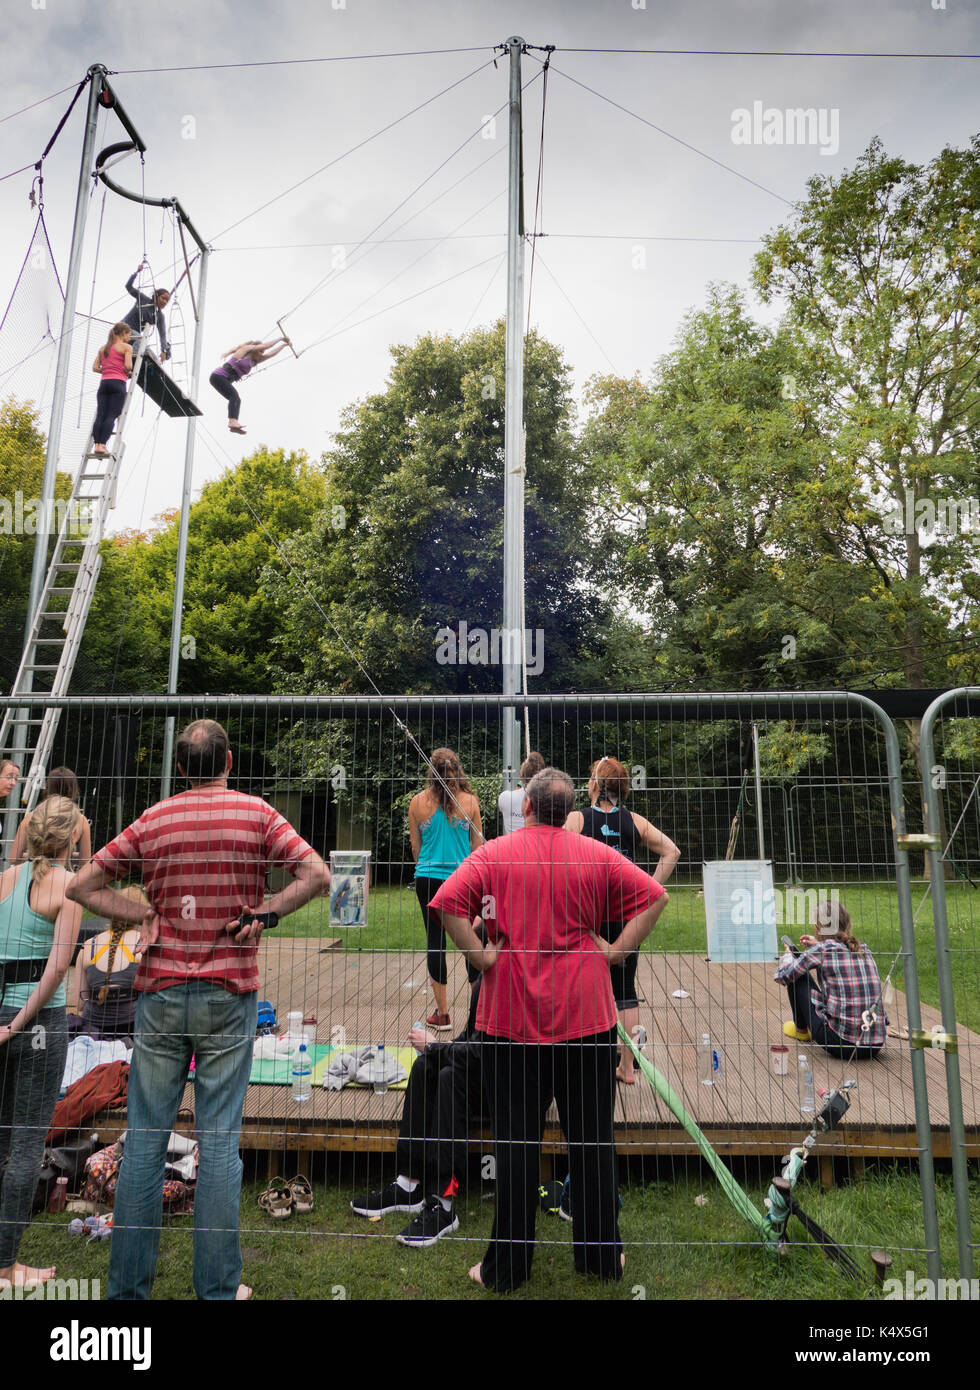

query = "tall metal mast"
[{"left": 501, "top": 36, "right": 526, "bottom": 791}]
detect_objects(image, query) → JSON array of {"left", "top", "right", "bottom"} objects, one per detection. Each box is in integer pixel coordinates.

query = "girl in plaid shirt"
[{"left": 774, "top": 900, "right": 885, "bottom": 1059}]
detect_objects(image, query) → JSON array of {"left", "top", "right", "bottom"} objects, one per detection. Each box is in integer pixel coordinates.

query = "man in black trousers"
[{"left": 350, "top": 975, "right": 484, "bottom": 1247}]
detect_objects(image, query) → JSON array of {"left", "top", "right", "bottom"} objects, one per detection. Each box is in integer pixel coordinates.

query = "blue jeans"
[{"left": 107, "top": 982, "right": 257, "bottom": 1300}]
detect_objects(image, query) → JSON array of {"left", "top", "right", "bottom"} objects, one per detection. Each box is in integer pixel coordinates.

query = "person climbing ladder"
[{"left": 208, "top": 337, "right": 292, "bottom": 435}]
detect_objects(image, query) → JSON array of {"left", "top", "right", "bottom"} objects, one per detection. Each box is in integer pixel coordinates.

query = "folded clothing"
[{"left": 320, "top": 1045, "right": 408, "bottom": 1091}]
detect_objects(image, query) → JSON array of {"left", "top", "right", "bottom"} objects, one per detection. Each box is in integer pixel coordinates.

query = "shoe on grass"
[
  {"left": 350, "top": 1180, "right": 424, "bottom": 1217},
  {"left": 396, "top": 1196, "right": 459, "bottom": 1247},
  {"left": 783, "top": 1021, "right": 811, "bottom": 1041}
]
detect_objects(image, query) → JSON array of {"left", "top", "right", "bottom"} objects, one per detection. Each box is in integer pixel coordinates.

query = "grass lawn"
[
  {"left": 284, "top": 879, "right": 980, "bottom": 1032},
  {"left": 19, "top": 1168, "right": 973, "bottom": 1301}
]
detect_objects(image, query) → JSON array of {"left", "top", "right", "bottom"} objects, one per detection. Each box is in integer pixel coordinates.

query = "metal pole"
[
  {"left": 501, "top": 35, "right": 525, "bottom": 793},
  {"left": 160, "top": 247, "right": 210, "bottom": 798},
  {"left": 3, "top": 66, "right": 104, "bottom": 862},
  {"left": 752, "top": 721, "right": 765, "bottom": 860},
  {"left": 920, "top": 689, "right": 978, "bottom": 1280}
]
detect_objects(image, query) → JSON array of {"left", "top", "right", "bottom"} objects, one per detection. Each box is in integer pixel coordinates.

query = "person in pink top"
[
  {"left": 90, "top": 322, "right": 133, "bottom": 454},
  {"left": 430, "top": 766, "right": 668, "bottom": 1293}
]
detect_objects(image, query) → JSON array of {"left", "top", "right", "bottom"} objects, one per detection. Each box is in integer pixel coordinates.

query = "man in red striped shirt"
[{"left": 67, "top": 719, "right": 328, "bottom": 1300}]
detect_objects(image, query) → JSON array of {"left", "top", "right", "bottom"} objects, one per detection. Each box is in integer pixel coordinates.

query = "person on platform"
[
  {"left": 432, "top": 766, "right": 668, "bottom": 1294},
  {"left": 564, "top": 756, "right": 680, "bottom": 1084},
  {"left": 66, "top": 719, "right": 329, "bottom": 1300},
  {"left": 208, "top": 337, "right": 291, "bottom": 435},
  {"left": 497, "top": 751, "right": 544, "bottom": 834},
  {"left": 90, "top": 323, "right": 133, "bottom": 455},
  {"left": 774, "top": 899, "right": 886, "bottom": 1060},
  {"left": 0, "top": 796, "right": 84, "bottom": 1290},
  {"left": 122, "top": 264, "right": 170, "bottom": 359},
  {"left": 409, "top": 748, "right": 483, "bottom": 1033}
]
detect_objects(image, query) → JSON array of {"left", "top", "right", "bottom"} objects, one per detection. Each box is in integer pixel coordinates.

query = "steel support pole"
[
  {"left": 921, "top": 689, "right": 978, "bottom": 1280},
  {"left": 160, "top": 248, "right": 210, "bottom": 798},
  {"left": 501, "top": 36, "right": 525, "bottom": 794},
  {"left": 752, "top": 721, "right": 766, "bottom": 861}
]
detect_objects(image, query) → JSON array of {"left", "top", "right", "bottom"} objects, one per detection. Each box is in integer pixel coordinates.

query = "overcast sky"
[{"left": 1, "top": 0, "right": 978, "bottom": 535}]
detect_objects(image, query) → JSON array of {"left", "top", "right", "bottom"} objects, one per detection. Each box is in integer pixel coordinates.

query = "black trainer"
[
  {"left": 350, "top": 1181, "right": 425, "bottom": 1217},
  {"left": 396, "top": 1195, "right": 460, "bottom": 1247}
]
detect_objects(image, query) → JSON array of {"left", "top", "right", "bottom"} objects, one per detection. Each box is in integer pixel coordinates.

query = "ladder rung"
[{"left": 23, "top": 664, "right": 60, "bottom": 671}]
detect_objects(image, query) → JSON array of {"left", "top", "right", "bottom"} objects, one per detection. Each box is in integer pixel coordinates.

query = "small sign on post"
[{"left": 329, "top": 850, "right": 371, "bottom": 928}]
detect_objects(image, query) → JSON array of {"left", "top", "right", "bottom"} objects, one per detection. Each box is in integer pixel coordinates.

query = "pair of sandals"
[{"left": 258, "top": 1175, "right": 313, "bottom": 1219}]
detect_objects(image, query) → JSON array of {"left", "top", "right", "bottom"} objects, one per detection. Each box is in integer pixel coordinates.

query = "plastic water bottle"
[
  {"left": 799, "top": 1054, "right": 815, "bottom": 1115},
  {"left": 373, "top": 1044, "right": 388, "bottom": 1094},
  {"left": 291, "top": 1042, "right": 312, "bottom": 1102},
  {"left": 700, "top": 1033, "right": 715, "bottom": 1086}
]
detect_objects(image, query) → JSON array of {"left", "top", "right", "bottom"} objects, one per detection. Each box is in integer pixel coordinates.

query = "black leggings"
[
  {"left": 784, "top": 974, "right": 881, "bottom": 1061},
  {"left": 209, "top": 371, "right": 241, "bottom": 419},
  {"left": 597, "top": 921, "right": 639, "bottom": 1010},
  {"left": 417, "top": 876, "right": 449, "bottom": 985},
  {"left": 93, "top": 379, "right": 127, "bottom": 446}
]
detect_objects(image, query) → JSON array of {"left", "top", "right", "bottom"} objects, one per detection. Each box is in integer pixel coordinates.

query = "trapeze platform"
[{"left": 136, "top": 349, "right": 202, "bottom": 418}]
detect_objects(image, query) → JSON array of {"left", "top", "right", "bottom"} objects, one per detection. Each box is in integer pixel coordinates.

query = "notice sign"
[
  {"left": 329, "top": 851, "right": 371, "bottom": 928},
  {"left": 702, "top": 860, "right": 779, "bottom": 962}
]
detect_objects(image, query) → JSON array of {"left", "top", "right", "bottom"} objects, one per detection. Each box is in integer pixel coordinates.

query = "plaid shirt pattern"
[{"left": 774, "top": 939, "right": 886, "bottom": 1047}]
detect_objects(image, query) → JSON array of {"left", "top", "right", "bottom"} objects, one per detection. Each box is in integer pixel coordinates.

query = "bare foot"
[
  {"left": 93, "top": 445, "right": 107, "bottom": 454},
  {"left": 235, "top": 1283, "right": 252, "bottom": 1300},
  {"left": 617, "top": 1066, "right": 637, "bottom": 1085},
  {"left": 229, "top": 423, "right": 246, "bottom": 435},
  {"left": 468, "top": 1262, "right": 484, "bottom": 1287},
  {"left": 0, "top": 1262, "right": 56, "bottom": 1288}
]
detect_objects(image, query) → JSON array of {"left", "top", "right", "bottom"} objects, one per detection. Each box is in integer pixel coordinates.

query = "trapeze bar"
[{"left": 136, "top": 349, "right": 202, "bottom": 418}]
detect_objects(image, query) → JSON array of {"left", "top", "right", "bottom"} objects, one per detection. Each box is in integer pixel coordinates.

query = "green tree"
[
  {"left": 754, "top": 136, "right": 980, "bottom": 686},
  {"left": 82, "top": 449, "right": 327, "bottom": 692},
  {"left": 262, "top": 322, "right": 620, "bottom": 693}
]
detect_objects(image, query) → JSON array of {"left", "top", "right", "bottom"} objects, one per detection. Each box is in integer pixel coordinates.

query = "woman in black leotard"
[{"left": 565, "top": 757, "right": 680, "bottom": 1084}]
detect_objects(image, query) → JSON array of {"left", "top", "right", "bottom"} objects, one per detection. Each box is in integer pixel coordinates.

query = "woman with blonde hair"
[
  {"left": 90, "top": 322, "right": 133, "bottom": 454},
  {"left": 409, "top": 749, "right": 482, "bottom": 1030},
  {"left": 565, "top": 757, "right": 680, "bottom": 1083},
  {"left": 0, "top": 796, "right": 84, "bottom": 1289},
  {"left": 11, "top": 766, "right": 91, "bottom": 870},
  {"left": 73, "top": 884, "right": 147, "bottom": 1042},
  {"left": 209, "top": 335, "right": 291, "bottom": 434}
]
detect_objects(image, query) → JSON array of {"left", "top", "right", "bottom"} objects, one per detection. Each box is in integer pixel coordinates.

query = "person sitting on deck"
[
  {"left": 350, "top": 965, "right": 486, "bottom": 1248},
  {"left": 774, "top": 899, "right": 886, "bottom": 1060},
  {"left": 123, "top": 263, "right": 170, "bottom": 360}
]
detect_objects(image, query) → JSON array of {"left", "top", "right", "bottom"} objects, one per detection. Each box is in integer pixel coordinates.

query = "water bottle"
[
  {"left": 799, "top": 1054, "right": 815, "bottom": 1114},
  {"left": 291, "top": 1042, "right": 312, "bottom": 1102},
  {"left": 700, "top": 1033, "right": 715, "bottom": 1086},
  {"left": 373, "top": 1044, "right": 388, "bottom": 1094}
]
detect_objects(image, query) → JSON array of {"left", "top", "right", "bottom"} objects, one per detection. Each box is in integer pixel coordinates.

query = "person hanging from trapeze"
[
  {"left": 90, "top": 323, "right": 133, "bottom": 455},
  {"left": 208, "top": 336, "right": 292, "bottom": 435},
  {"left": 123, "top": 262, "right": 171, "bottom": 360}
]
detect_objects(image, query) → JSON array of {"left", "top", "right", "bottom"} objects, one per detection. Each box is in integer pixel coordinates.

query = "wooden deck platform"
[{"left": 81, "top": 944, "right": 979, "bottom": 1170}]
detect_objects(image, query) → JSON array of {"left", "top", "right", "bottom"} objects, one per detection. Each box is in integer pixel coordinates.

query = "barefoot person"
[
  {"left": 90, "top": 323, "right": 133, "bottom": 454},
  {"left": 564, "top": 757, "right": 679, "bottom": 1083},
  {"left": 409, "top": 749, "right": 482, "bottom": 1032},
  {"left": 0, "top": 797, "right": 84, "bottom": 1290},
  {"left": 432, "top": 767, "right": 668, "bottom": 1293},
  {"left": 208, "top": 337, "right": 291, "bottom": 435},
  {"left": 123, "top": 264, "right": 170, "bottom": 360}
]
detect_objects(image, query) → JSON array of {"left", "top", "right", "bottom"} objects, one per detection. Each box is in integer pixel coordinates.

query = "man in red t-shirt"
[
  {"left": 430, "top": 766, "right": 667, "bottom": 1293},
  {"left": 67, "top": 719, "right": 328, "bottom": 1300}
]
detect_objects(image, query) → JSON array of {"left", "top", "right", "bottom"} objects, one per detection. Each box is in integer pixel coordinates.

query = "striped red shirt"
[{"left": 93, "top": 786, "right": 315, "bottom": 994}]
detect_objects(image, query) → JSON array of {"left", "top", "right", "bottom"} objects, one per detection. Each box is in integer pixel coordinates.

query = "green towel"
[{"left": 249, "top": 1043, "right": 334, "bottom": 1086}]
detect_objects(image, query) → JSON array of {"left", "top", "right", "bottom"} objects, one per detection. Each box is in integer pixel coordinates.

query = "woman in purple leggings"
[{"left": 209, "top": 336, "right": 291, "bottom": 435}]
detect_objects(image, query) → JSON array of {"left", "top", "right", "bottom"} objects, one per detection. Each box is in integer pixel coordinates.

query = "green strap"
[{"left": 617, "top": 1022, "right": 776, "bottom": 1245}]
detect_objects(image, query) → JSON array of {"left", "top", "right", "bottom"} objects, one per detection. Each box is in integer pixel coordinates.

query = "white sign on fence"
[
  {"left": 329, "top": 851, "right": 371, "bottom": 928},
  {"left": 702, "top": 860, "right": 779, "bottom": 962}
]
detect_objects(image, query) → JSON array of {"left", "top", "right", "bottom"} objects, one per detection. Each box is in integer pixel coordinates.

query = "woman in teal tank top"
[
  {"left": 409, "top": 749, "right": 482, "bottom": 1031},
  {"left": 0, "top": 795, "right": 84, "bottom": 1290}
]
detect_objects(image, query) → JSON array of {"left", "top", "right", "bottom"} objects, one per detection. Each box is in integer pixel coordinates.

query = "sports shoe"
[
  {"left": 396, "top": 1195, "right": 460, "bottom": 1247},
  {"left": 559, "top": 1176, "right": 623, "bottom": 1224},
  {"left": 350, "top": 1181, "right": 424, "bottom": 1217},
  {"left": 426, "top": 1011, "right": 452, "bottom": 1031}
]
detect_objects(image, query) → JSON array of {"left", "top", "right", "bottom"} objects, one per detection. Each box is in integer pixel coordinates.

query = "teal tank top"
[
  {"left": 0, "top": 863, "right": 65, "bottom": 1010},
  {"left": 414, "top": 804, "right": 472, "bottom": 881}
]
